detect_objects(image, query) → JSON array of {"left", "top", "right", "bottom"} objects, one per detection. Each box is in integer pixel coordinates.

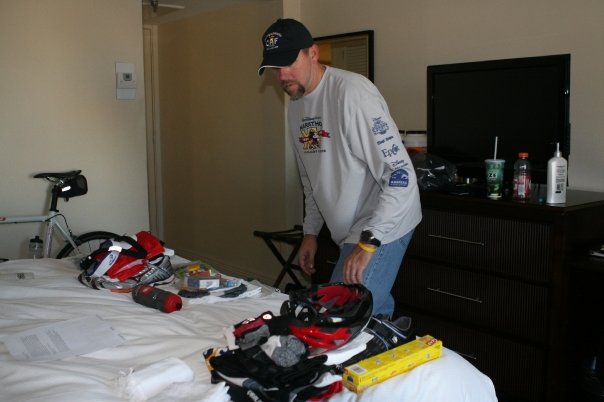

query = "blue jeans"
[{"left": 330, "top": 230, "right": 414, "bottom": 318}]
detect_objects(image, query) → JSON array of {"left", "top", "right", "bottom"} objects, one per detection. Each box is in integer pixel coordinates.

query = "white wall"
[
  {"left": 300, "top": 0, "right": 604, "bottom": 191},
  {"left": 0, "top": 0, "right": 150, "bottom": 259}
]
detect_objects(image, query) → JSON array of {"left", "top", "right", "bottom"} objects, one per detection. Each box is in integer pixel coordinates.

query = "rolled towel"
[{"left": 119, "top": 357, "right": 194, "bottom": 401}]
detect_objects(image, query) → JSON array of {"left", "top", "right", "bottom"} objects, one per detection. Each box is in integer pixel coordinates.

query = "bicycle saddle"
[{"left": 33, "top": 170, "right": 82, "bottom": 180}]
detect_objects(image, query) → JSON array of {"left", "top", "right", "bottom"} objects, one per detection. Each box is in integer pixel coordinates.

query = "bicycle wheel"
[{"left": 56, "top": 231, "right": 118, "bottom": 258}]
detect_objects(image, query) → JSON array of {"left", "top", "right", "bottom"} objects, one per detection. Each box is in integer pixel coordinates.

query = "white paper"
[{"left": 4, "top": 315, "right": 125, "bottom": 361}]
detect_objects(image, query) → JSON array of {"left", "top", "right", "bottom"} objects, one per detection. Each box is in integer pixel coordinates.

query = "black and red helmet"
[{"left": 280, "top": 283, "right": 373, "bottom": 351}]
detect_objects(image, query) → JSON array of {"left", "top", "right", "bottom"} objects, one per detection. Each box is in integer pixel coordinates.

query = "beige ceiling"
[{"left": 142, "top": 0, "right": 268, "bottom": 25}]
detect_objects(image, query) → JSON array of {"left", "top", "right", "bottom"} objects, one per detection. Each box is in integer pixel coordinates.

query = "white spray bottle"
[{"left": 546, "top": 142, "right": 567, "bottom": 204}]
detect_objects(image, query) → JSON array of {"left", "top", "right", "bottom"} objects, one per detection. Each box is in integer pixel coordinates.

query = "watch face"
[{"left": 361, "top": 230, "right": 381, "bottom": 247}]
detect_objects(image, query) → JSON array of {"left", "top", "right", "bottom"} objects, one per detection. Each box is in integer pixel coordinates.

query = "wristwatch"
[{"left": 360, "top": 230, "right": 381, "bottom": 247}]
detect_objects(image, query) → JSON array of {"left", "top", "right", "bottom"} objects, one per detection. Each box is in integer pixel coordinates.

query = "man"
[{"left": 258, "top": 18, "right": 422, "bottom": 318}]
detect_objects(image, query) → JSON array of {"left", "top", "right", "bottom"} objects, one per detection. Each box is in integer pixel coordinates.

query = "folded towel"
[{"left": 118, "top": 357, "right": 194, "bottom": 401}]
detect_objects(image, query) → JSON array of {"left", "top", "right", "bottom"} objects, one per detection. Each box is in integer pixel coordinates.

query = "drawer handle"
[
  {"left": 427, "top": 287, "right": 483, "bottom": 304},
  {"left": 427, "top": 234, "right": 485, "bottom": 246}
]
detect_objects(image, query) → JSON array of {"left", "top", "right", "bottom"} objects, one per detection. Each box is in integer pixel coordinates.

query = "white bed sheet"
[{"left": 0, "top": 258, "right": 498, "bottom": 402}]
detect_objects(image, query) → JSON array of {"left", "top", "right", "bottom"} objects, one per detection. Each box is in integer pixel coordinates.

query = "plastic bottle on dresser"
[
  {"left": 28, "top": 235, "right": 44, "bottom": 259},
  {"left": 513, "top": 152, "right": 532, "bottom": 201},
  {"left": 546, "top": 142, "right": 568, "bottom": 204}
]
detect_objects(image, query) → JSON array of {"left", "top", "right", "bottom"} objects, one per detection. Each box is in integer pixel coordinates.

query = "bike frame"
[{"left": 0, "top": 212, "right": 78, "bottom": 258}]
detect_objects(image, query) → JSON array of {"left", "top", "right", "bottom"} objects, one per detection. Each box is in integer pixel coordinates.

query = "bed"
[{"left": 0, "top": 257, "right": 498, "bottom": 402}]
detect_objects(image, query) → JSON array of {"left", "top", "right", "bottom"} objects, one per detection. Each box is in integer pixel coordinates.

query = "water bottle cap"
[
  {"left": 163, "top": 293, "right": 183, "bottom": 313},
  {"left": 518, "top": 152, "right": 529, "bottom": 158}
]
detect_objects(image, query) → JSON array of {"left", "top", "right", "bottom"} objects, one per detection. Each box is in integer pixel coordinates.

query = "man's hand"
[
  {"left": 298, "top": 234, "right": 318, "bottom": 275},
  {"left": 342, "top": 244, "right": 375, "bottom": 284}
]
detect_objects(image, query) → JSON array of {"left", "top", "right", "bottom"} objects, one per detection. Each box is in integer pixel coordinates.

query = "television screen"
[{"left": 427, "top": 54, "right": 570, "bottom": 185}]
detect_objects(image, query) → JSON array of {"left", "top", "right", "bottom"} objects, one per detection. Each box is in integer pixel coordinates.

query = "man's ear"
[{"left": 309, "top": 43, "right": 320, "bottom": 62}]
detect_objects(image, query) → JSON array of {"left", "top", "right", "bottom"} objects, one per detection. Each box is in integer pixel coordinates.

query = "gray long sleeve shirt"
[{"left": 288, "top": 66, "right": 422, "bottom": 246}]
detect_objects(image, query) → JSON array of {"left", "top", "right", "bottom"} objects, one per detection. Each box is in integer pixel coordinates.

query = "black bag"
[
  {"left": 411, "top": 153, "right": 457, "bottom": 192},
  {"left": 58, "top": 174, "right": 88, "bottom": 198}
]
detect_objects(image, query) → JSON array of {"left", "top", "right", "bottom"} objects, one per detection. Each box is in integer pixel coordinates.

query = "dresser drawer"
[
  {"left": 400, "top": 309, "right": 546, "bottom": 402},
  {"left": 393, "top": 259, "right": 549, "bottom": 341},
  {"left": 409, "top": 209, "right": 554, "bottom": 282}
]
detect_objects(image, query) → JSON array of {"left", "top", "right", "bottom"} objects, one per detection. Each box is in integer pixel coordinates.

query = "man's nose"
[{"left": 276, "top": 67, "right": 290, "bottom": 80}]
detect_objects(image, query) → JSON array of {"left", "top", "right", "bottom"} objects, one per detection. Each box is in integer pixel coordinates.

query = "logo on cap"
[
  {"left": 264, "top": 32, "right": 282, "bottom": 51},
  {"left": 258, "top": 18, "right": 313, "bottom": 75}
]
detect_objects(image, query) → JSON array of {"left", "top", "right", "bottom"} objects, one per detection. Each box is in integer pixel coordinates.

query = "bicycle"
[{"left": 0, "top": 170, "right": 118, "bottom": 258}]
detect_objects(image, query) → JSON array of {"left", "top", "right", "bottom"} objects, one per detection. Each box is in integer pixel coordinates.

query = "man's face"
[{"left": 270, "top": 48, "right": 313, "bottom": 100}]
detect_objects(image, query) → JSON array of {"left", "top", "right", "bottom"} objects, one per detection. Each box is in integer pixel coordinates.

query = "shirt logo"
[
  {"left": 381, "top": 143, "right": 401, "bottom": 158},
  {"left": 389, "top": 168, "right": 409, "bottom": 187},
  {"left": 299, "top": 118, "right": 330, "bottom": 151},
  {"left": 371, "top": 117, "right": 389, "bottom": 135},
  {"left": 377, "top": 135, "right": 394, "bottom": 145}
]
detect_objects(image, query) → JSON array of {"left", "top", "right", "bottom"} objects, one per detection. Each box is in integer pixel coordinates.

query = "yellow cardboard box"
[{"left": 342, "top": 335, "right": 443, "bottom": 393}]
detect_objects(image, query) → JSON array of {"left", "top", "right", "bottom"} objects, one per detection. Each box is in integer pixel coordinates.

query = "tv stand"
[{"left": 393, "top": 188, "right": 604, "bottom": 402}]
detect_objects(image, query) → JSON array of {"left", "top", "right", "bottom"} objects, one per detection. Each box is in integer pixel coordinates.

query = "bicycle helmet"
[{"left": 280, "top": 283, "right": 373, "bottom": 351}]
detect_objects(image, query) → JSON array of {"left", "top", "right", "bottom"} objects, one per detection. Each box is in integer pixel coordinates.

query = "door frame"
[{"left": 143, "top": 25, "right": 164, "bottom": 238}]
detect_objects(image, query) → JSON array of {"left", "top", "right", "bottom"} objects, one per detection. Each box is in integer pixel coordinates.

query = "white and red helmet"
[{"left": 280, "top": 283, "right": 373, "bottom": 351}]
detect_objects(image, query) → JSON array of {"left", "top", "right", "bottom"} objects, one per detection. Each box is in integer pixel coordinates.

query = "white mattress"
[{"left": 0, "top": 258, "right": 498, "bottom": 402}]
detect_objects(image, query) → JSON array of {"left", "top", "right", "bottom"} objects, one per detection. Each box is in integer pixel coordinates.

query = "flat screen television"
[{"left": 427, "top": 54, "right": 570, "bottom": 186}]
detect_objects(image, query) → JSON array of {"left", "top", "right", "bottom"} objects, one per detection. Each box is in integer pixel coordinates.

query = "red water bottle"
[
  {"left": 132, "top": 285, "right": 182, "bottom": 313},
  {"left": 513, "top": 152, "right": 532, "bottom": 201}
]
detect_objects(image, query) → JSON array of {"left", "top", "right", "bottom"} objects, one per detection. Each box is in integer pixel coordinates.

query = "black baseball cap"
[{"left": 258, "top": 18, "right": 314, "bottom": 75}]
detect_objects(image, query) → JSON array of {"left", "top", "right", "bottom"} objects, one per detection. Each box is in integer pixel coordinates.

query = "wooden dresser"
[{"left": 392, "top": 189, "right": 604, "bottom": 401}]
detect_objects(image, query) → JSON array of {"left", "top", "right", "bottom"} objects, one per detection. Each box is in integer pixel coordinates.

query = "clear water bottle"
[
  {"left": 513, "top": 152, "right": 532, "bottom": 202},
  {"left": 28, "top": 235, "right": 44, "bottom": 259}
]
